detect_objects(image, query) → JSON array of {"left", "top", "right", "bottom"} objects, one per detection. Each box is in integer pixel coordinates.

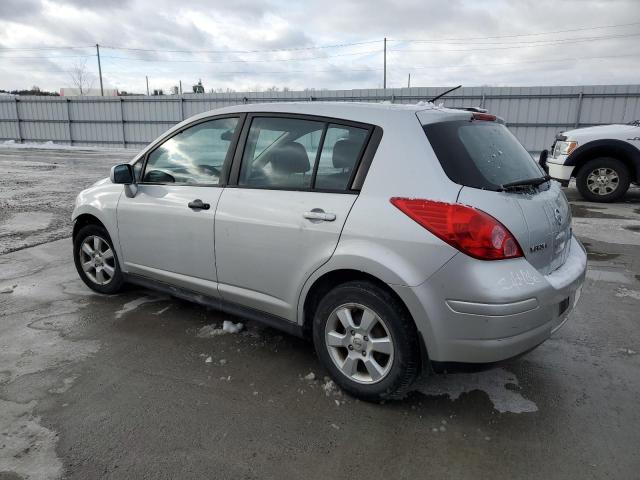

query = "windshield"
[{"left": 423, "top": 120, "right": 545, "bottom": 191}]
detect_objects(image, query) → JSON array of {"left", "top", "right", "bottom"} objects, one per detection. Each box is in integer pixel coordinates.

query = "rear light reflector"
[
  {"left": 390, "top": 198, "right": 523, "bottom": 260},
  {"left": 472, "top": 112, "right": 496, "bottom": 121}
]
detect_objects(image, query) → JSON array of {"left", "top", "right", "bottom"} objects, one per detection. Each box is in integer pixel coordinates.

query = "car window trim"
[
  {"left": 227, "top": 111, "right": 379, "bottom": 193},
  {"left": 138, "top": 113, "right": 245, "bottom": 188}
]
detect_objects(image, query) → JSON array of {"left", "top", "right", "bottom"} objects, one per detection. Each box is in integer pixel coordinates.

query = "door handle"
[
  {"left": 303, "top": 209, "right": 336, "bottom": 222},
  {"left": 188, "top": 199, "right": 210, "bottom": 210}
]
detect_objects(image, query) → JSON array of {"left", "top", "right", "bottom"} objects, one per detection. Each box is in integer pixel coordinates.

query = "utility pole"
[
  {"left": 179, "top": 80, "right": 182, "bottom": 95},
  {"left": 146, "top": 76, "right": 149, "bottom": 96},
  {"left": 383, "top": 37, "right": 387, "bottom": 90},
  {"left": 408, "top": 73, "right": 411, "bottom": 89},
  {"left": 96, "top": 44, "right": 104, "bottom": 96}
]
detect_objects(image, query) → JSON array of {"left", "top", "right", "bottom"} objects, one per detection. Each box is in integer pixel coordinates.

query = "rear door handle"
[
  {"left": 188, "top": 199, "right": 210, "bottom": 210},
  {"left": 303, "top": 209, "right": 336, "bottom": 222}
]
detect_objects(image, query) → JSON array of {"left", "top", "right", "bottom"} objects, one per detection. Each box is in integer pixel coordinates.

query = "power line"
[
  {"left": 99, "top": 52, "right": 640, "bottom": 76},
  {"left": 0, "top": 45, "right": 94, "bottom": 51},
  {"left": 0, "top": 54, "right": 94, "bottom": 59},
  {"left": 391, "top": 21, "right": 640, "bottom": 42},
  {"left": 99, "top": 40, "right": 382, "bottom": 54},
  {"left": 99, "top": 49, "right": 382, "bottom": 64},
  {"left": 396, "top": 52, "right": 640, "bottom": 71},
  {"left": 0, "top": 20, "right": 637, "bottom": 54},
  {"left": 389, "top": 32, "right": 640, "bottom": 53}
]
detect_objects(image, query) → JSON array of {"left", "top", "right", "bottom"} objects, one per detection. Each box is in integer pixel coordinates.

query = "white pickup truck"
[{"left": 543, "top": 121, "right": 640, "bottom": 202}]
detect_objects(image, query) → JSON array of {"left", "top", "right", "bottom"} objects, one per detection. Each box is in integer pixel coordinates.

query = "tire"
[
  {"left": 576, "top": 157, "right": 630, "bottom": 202},
  {"left": 312, "top": 280, "right": 420, "bottom": 402},
  {"left": 73, "top": 224, "right": 124, "bottom": 294}
]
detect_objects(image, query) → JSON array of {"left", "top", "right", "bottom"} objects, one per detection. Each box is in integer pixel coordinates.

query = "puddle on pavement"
[
  {"left": 416, "top": 368, "right": 538, "bottom": 414},
  {"left": 586, "top": 269, "right": 633, "bottom": 284},
  {"left": 581, "top": 241, "right": 621, "bottom": 262},
  {"left": 570, "top": 204, "right": 626, "bottom": 219}
]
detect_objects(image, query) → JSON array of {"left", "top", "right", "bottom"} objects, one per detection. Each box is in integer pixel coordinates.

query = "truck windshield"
[{"left": 423, "top": 120, "right": 545, "bottom": 191}]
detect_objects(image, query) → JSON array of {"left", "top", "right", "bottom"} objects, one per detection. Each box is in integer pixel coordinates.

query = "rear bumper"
[
  {"left": 547, "top": 156, "right": 574, "bottom": 181},
  {"left": 391, "top": 236, "right": 586, "bottom": 363}
]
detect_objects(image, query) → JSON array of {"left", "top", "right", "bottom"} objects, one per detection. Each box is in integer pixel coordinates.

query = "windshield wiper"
[{"left": 501, "top": 175, "right": 551, "bottom": 190}]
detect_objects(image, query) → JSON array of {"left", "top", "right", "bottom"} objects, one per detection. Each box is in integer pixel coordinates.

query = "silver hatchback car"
[{"left": 72, "top": 102, "right": 586, "bottom": 401}]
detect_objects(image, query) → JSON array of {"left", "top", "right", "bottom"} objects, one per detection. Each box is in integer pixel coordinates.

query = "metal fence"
[{"left": 1, "top": 84, "right": 639, "bottom": 152}]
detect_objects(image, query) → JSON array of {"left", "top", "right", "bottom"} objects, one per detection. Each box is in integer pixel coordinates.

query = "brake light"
[
  {"left": 472, "top": 112, "right": 496, "bottom": 121},
  {"left": 390, "top": 198, "right": 523, "bottom": 260}
]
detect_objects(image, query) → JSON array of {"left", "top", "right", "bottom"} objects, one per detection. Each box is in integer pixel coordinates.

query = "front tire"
[
  {"left": 576, "top": 157, "right": 630, "bottom": 202},
  {"left": 73, "top": 224, "right": 124, "bottom": 294},
  {"left": 312, "top": 280, "right": 420, "bottom": 402}
]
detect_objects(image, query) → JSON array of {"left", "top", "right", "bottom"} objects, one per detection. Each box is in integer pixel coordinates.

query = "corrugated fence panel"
[{"left": 1, "top": 84, "right": 639, "bottom": 151}]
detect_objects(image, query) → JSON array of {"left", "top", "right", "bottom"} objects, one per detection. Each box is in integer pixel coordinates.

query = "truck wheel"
[
  {"left": 312, "top": 280, "right": 420, "bottom": 402},
  {"left": 576, "top": 157, "right": 630, "bottom": 202}
]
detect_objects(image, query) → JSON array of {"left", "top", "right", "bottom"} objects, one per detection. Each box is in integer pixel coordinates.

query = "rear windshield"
[{"left": 423, "top": 120, "right": 544, "bottom": 191}]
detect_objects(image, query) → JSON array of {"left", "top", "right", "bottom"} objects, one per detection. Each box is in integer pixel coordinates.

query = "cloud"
[{"left": 0, "top": 0, "right": 639, "bottom": 92}]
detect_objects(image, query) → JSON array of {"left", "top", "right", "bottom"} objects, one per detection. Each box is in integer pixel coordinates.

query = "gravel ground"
[
  {"left": 0, "top": 146, "right": 639, "bottom": 480},
  {"left": 0, "top": 147, "right": 132, "bottom": 254}
]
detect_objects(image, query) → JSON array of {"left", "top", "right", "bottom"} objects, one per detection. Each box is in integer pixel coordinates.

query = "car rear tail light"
[
  {"left": 390, "top": 198, "right": 523, "bottom": 260},
  {"left": 472, "top": 112, "right": 496, "bottom": 121}
]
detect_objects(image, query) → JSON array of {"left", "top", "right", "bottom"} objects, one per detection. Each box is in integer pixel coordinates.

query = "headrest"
[
  {"left": 332, "top": 139, "right": 361, "bottom": 169},
  {"left": 271, "top": 142, "right": 310, "bottom": 174}
]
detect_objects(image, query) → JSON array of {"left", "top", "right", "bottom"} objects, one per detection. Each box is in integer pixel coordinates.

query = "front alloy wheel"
[
  {"left": 79, "top": 235, "right": 116, "bottom": 286},
  {"left": 586, "top": 167, "right": 619, "bottom": 196},
  {"left": 73, "top": 223, "right": 124, "bottom": 294}
]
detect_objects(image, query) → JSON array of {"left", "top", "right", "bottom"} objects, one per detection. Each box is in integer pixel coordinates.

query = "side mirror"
[
  {"left": 110, "top": 164, "right": 134, "bottom": 184},
  {"left": 538, "top": 149, "right": 549, "bottom": 173}
]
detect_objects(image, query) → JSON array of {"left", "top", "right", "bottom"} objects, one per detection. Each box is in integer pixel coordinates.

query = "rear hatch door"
[
  {"left": 457, "top": 184, "right": 571, "bottom": 274},
  {"left": 423, "top": 115, "right": 571, "bottom": 275}
]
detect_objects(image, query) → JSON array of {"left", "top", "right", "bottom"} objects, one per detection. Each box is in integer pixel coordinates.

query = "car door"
[
  {"left": 214, "top": 114, "right": 373, "bottom": 321},
  {"left": 117, "top": 115, "right": 242, "bottom": 296}
]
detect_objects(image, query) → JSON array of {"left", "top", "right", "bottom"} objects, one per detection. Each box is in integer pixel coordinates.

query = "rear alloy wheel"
[
  {"left": 325, "top": 303, "right": 394, "bottom": 384},
  {"left": 313, "top": 280, "right": 420, "bottom": 402},
  {"left": 576, "top": 157, "right": 630, "bottom": 202},
  {"left": 73, "top": 224, "right": 124, "bottom": 294}
]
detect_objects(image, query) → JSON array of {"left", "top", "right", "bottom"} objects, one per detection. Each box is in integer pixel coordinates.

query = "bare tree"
[{"left": 68, "top": 59, "right": 95, "bottom": 95}]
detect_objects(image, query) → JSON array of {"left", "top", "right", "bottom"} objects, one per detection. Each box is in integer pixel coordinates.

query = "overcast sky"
[{"left": 0, "top": 0, "right": 639, "bottom": 94}]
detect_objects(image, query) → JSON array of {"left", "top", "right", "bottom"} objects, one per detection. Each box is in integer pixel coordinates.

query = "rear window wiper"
[{"left": 500, "top": 175, "right": 551, "bottom": 190}]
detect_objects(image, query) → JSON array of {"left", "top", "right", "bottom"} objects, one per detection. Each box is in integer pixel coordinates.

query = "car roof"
[{"left": 188, "top": 101, "right": 469, "bottom": 126}]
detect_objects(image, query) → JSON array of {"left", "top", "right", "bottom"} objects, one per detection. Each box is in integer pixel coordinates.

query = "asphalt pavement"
[{"left": 0, "top": 146, "right": 639, "bottom": 479}]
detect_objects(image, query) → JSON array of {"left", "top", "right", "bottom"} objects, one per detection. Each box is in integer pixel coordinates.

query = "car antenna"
[{"left": 428, "top": 85, "right": 462, "bottom": 103}]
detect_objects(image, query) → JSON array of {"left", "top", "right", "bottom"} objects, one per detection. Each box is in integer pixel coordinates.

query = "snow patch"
[
  {"left": 618, "top": 347, "right": 637, "bottom": 356},
  {"left": 1, "top": 283, "right": 17, "bottom": 294},
  {"left": 0, "top": 139, "right": 125, "bottom": 152},
  {"left": 115, "top": 296, "right": 165, "bottom": 319},
  {"left": 322, "top": 378, "right": 341, "bottom": 397},
  {"left": 417, "top": 368, "right": 538, "bottom": 414},
  {"left": 615, "top": 287, "right": 640, "bottom": 300},
  {"left": 0, "top": 399, "right": 63, "bottom": 480},
  {"left": 153, "top": 305, "right": 171, "bottom": 315},
  {"left": 196, "top": 320, "right": 244, "bottom": 337}
]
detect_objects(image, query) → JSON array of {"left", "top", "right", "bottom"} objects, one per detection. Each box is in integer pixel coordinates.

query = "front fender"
[
  {"left": 72, "top": 184, "right": 124, "bottom": 268},
  {"left": 567, "top": 139, "right": 640, "bottom": 179}
]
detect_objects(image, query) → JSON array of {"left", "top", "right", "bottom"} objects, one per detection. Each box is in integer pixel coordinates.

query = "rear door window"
[
  {"left": 314, "top": 125, "right": 368, "bottom": 191},
  {"left": 238, "top": 116, "right": 371, "bottom": 191},
  {"left": 423, "top": 120, "right": 544, "bottom": 191}
]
